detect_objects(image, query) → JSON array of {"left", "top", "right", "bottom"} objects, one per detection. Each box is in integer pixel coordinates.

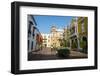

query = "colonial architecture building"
[
  {"left": 69, "top": 17, "right": 80, "bottom": 50},
  {"left": 50, "top": 26, "right": 64, "bottom": 48},
  {"left": 28, "top": 15, "right": 43, "bottom": 53},
  {"left": 77, "top": 17, "right": 88, "bottom": 53},
  {"left": 63, "top": 17, "right": 88, "bottom": 53},
  {"left": 41, "top": 26, "right": 64, "bottom": 48}
]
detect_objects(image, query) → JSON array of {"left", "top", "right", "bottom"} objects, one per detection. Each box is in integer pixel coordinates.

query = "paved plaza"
[{"left": 28, "top": 47, "right": 87, "bottom": 61}]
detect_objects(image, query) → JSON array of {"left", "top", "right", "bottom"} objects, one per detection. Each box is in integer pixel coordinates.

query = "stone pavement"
[
  {"left": 69, "top": 50, "right": 87, "bottom": 58},
  {"left": 28, "top": 47, "right": 87, "bottom": 61}
]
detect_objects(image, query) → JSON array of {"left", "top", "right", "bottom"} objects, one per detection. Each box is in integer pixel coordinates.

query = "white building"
[
  {"left": 41, "top": 34, "right": 51, "bottom": 47},
  {"left": 41, "top": 26, "right": 64, "bottom": 48},
  {"left": 28, "top": 15, "right": 42, "bottom": 53}
]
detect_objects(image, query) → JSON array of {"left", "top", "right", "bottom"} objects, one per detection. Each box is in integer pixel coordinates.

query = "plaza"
[{"left": 28, "top": 15, "right": 88, "bottom": 61}]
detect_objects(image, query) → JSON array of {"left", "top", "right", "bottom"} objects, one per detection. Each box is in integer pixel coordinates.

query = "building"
[
  {"left": 28, "top": 15, "right": 43, "bottom": 53},
  {"left": 69, "top": 17, "right": 79, "bottom": 50},
  {"left": 66, "top": 17, "right": 88, "bottom": 53},
  {"left": 77, "top": 17, "right": 88, "bottom": 53},
  {"left": 41, "top": 25, "right": 64, "bottom": 48},
  {"left": 42, "top": 34, "right": 51, "bottom": 47},
  {"left": 50, "top": 26, "right": 64, "bottom": 48},
  {"left": 63, "top": 26, "right": 70, "bottom": 48}
]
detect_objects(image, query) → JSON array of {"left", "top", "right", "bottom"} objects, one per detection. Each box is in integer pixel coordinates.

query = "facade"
[
  {"left": 41, "top": 26, "right": 64, "bottom": 48},
  {"left": 77, "top": 17, "right": 88, "bottom": 53},
  {"left": 69, "top": 17, "right": 79, "bottom": 50},
  {"left": 51, "top": 26, "right": 64, "bottom": 48},
  {"left": 28, "top": 15, "right": 87, "bottom": 54},
  {"left": 28, "top": 15, "right": 43, "bottom": 53},
  {"left": 42, "top": 34, "right": 51, "bottom": 47},
  {"left": 63, "top": 17, "right": 88, "bottom": 52},
  {"left": 63, "top": 26, "right": 70, "bottom": 48}
]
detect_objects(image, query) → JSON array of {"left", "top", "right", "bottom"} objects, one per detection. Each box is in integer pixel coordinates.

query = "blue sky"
[{"left": 34, "top": 15, "right": 73, "bottom": 33}]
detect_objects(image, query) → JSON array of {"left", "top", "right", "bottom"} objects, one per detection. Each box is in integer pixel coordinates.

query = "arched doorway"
[{"left": 82, "top": 36, "right": 87, "bottom": 53}]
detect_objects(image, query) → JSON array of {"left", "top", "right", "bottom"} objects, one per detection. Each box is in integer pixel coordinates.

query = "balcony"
[{"left": 69, "top": 26, "right": 77, "bottom": 38}]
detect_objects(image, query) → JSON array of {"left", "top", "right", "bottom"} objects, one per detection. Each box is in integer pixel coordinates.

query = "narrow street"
[{"left": 28, "top": 47, "right": 87, "bottom": 61}]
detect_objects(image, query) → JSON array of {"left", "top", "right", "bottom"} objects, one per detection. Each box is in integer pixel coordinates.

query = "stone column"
[{"left": 77, "top": 36, "right": 80, "bottom": 50}]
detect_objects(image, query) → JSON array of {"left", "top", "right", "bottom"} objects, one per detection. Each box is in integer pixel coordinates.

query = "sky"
[{"left": 33, "top": 15, "right": 73, "bottom": 33}]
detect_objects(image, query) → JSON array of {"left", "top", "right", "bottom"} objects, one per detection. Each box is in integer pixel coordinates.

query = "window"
[
  {"left": 31, "top": 41, "right": 33, "bottom": 50},
  {"left": 43, "top": 40, "right": 47, "bottom": 43},
  {"left": 60, "top": 33, "right": 63, "bottom": 37},
  {"left": 81, "top": 18, "right": 84, "bottom": 23},
  {"left": 44, "top": 36, "right": 46, "bottom": 39},
  {"left": 48, "top": 36, "right": 50, "bottom": 38},
  {"left": 53, "top": 33, "right": 55, "bottom": 37},
  {"left": 29, "top": 21, "right": 33, "bottom": 25},
  {"left": 28, "top": 22, "right": 31, "bottom": 37},
  {"left": 28, "top": 21, "right": 33, "bottom": 37},
  {"left": 28, "top": 40, "right": 29, "bottom": 50},
  {"left": 82, "top": 23, "right": 84, "bottom": 32},
  {"left": 32, "top": 27, "right": 35, "bottom": 39}
]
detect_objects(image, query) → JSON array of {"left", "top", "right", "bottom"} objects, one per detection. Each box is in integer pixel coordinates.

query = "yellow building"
[
  {"left": 78, "top": 17, "right": 88, "bottom": 53},
  {"left": 50, "top": 26, "right": 64, "bottom": 48},
  {"left": 64, "top": 17, "right": 88, "bottom": 53}
]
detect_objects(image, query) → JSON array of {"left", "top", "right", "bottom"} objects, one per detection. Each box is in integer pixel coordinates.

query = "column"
[{"left": 70, "top": 39, "right": 71, "bottom": 49}]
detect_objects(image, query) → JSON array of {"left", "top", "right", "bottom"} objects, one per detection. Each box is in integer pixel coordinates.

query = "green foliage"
[
  {"left": 59, "top": 39, "right": 67, "bottom": 47},
  {"left": 57, "top": 48, "right": 70, "bottom": 57}
]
